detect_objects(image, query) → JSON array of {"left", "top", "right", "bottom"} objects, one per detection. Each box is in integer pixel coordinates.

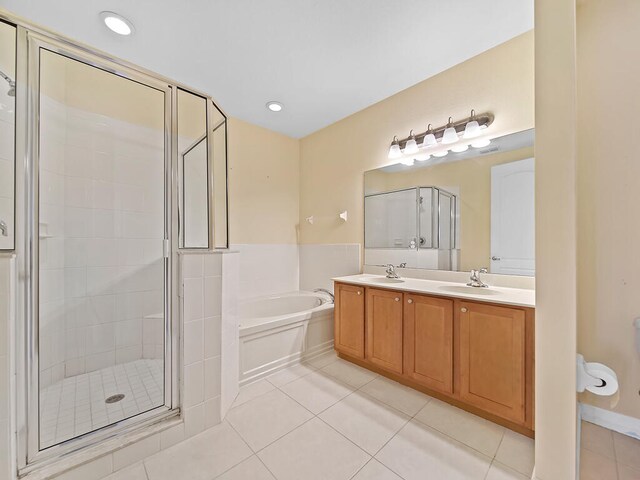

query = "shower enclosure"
[{"left": 1, "top": 16, "right": 228, "bottom": 473}]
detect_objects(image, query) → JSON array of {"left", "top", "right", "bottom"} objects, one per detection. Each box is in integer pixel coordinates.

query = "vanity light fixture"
[
  {"left": 401, "top": 157, "right": 415, "bottom": 166},
  {"left": 100, "top": 12, "right": 135, "bottom": 36},
  {"left": 471, "top": 138, "right": 491, "bottom": 148},
  {"left": 463, "top": 110, "right": 482, "bottom": 139},
  {"left": 387, "top": 111, "right": 493, "bottom": 161},
  {"left": 441, "top": 117, "right": 459, "bottom": 144},
  {"left": 422, "top": 124, "right": 437, "bottom": 148},
  {"left": 451, "top": 144, "right": 469, "bottom": 153},
  {"left": 388, "top": 136, "right": 402, "bottom": 159},
  {"left": 266, "top": 101, "right": 283, "bottom": 112},
  {"left": 403, "top": 130, "right": 419, "bottom": 155},
  {"left": 433, "top": 150, "right": 449, "bottom": 158},
  {"left": 414, "top": 152, "right": 430, "bottom": 162}
]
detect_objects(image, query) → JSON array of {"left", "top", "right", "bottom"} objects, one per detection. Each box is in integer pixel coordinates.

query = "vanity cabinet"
[
  {"left": 334, "top": 283, "right": 365, "bottom": 359},
  {"left": 333, "top": 281, "right": 535, "bottom": 436},
  {"left": 404, "top": 294, "right": 454, "bottom": 394},
  {"left": 366, "top": 288, "right": 404, "bottom": 374},
  {"left": 459, "top": 301, "right": 526, "bottom": 424}
]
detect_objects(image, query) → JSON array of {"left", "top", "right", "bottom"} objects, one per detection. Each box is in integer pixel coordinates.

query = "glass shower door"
[{"left": 36, "top": 46, "right": 169, "bottom": 449}]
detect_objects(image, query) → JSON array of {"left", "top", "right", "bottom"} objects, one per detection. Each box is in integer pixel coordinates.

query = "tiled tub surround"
[
  {"left": 233, "top": 243, "right": 361, "bottom": 299},
  {"left": 39, "top": 95, "right": 165, "bottom": 389}
]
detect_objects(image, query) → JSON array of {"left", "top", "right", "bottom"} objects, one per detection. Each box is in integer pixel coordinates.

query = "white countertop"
[{"left": 332, "top": 274, "right": 535, "bottom": 308}]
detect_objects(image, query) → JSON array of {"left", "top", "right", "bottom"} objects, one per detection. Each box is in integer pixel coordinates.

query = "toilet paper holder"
[{"left": 576, "top": 354, "right": 619, "bottom": 396}]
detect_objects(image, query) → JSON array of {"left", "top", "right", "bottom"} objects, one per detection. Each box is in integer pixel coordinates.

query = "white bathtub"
[{"left": 238, "top": 291, "right": 335, "bottom": 385}]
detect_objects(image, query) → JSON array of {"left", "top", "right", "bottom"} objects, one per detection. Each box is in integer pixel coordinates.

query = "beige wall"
[
  {"left": 369, "top": 147, "right": 533, "bottom": 271},
  {"left": 227, "top": 117, "right": 300, "bottom": 244},
  {"left": 577, "top": 0, "right": 640, "bottom": 418},
  {"left": 534, "top": 0, "right": 578, "bottom": 477},
  {"left": 299, "top": 31, "right": 534, "bottom": 246}
]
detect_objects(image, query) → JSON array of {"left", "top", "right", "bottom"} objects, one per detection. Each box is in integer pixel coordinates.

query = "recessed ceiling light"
[
  {"left": 266, "top": 101, "right": 283, "bottom": 112},
  {"left": 100, "top": 11, "right": 135, "bottom": 36}
]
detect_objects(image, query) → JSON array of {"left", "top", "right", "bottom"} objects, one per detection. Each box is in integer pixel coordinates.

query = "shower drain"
[{"left": 105, "top": 394, "right": 125, "bottom": 404}]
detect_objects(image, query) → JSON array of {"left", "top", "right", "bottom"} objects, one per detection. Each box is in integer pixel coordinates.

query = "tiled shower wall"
[{"left": 39, "top": 96, "right": 165, "bottom": 387}]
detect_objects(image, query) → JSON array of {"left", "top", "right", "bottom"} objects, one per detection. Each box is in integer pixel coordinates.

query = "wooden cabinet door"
[
  {"left": 366, "top": 288, "right": 403, "bottom": 374},
  {"left": 404, "top": 294, "right": 453, "bottom": 394},
  {"left": 459, "top": 301, "right": 526, "bottom": 424},
  {"left": 334, "top": 283, "right": 365, "bottom": 359}
]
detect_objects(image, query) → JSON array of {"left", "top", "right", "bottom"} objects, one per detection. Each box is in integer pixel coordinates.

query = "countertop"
[{"left": 332, "top": 274, "right": 535, "bottom": 308}]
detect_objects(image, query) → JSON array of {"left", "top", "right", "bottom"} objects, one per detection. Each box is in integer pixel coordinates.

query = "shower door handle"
[{"left": 0, "top": 220, "right": 7, "bottom": 236}]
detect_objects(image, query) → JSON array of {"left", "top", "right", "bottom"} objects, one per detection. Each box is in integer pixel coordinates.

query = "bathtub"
[{"left": 238, "top": 291, "right": 335, "bottom": 385}]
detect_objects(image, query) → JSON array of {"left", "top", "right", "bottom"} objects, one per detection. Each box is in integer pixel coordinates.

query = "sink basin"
[
  {"left": 371, "top": 277, "right": 405, "bottom": 284},
  {"left": 438, "top": 285, "right": 500, "bottom": 296}
]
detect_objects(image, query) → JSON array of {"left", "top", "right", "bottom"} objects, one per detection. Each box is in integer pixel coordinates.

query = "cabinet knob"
[
  {"left": 357, "top": 291, "right": 362, "bottom": 295},
  {"left": 461, "top": 307, "right": 468, "bottom": 313},
  {"left": 407, "top": 299, "right": 413, "bottom": 304},
  {"left": 395, "top": 297, "right": 400, "bottom": 302}
]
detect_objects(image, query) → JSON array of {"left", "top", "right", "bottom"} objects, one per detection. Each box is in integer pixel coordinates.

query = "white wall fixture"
[
  {"left": 576, "top": 354, "right": 618, "bottom": 396},
  {"left": 305, "top": 216, "right": 314, "bottom": 225},
  {"left": 387, "top": 110, "right": 494, "bottom": 164},
  {"left": 339, "top": 211, "right": 348, "bottom": 222}
]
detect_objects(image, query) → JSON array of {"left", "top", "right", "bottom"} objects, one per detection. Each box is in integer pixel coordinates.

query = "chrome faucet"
[
  {"left": 467, "top": 268, "right": 489, "bottom": 288},
  {"left": 313, "top": 288, "right": 335, "bottom": 303},
  {"left": 385, "top": 264, "right": 400, "bottom": 279}
]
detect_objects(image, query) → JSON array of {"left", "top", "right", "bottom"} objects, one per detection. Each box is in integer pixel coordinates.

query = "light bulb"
[
  {"left": 471, "top": 138, "right": 491, "bottom": 148},
  {"left": 422, "top": 124, "right": 437, "bottom": 148},
  {"left": 403, "top": 130, "right": 419, "bottom": 155},
  {"left": 441, "top": 117, "right": 459, "bottom": 144},
  {"left": 451, "top": 144, "right": 469, "bottom": 153},
  {"left": 463, "top": 109, "right": 481, "bottom": 139},
  {"left": 388, "top": 136, "right": 402, "bottom": 159},
  {"left": 433, "top": 150, "right": 449, "bottom": 158},
  {"left": 401, "top": 157, "right": 414, "bottom": 166},
  {"left": 414, "top": 153, "right": 430, "bottom": 162}
]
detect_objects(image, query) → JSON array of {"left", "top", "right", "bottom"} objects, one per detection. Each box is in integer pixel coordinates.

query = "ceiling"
[{"left": 0, "top": 0, "right": 533, "bottom": 138}]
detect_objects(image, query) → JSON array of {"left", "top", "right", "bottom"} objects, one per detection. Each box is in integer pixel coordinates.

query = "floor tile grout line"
[
  {"left": 251, "top": 416, "right": 318, "bottom": 456},
  {"left": 207, "top": 420, "right": 255, "bottom": 478}
]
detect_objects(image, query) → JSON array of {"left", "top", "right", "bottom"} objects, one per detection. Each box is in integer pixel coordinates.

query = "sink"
[
  {"left": 438, "top": 285, "right": 500, "bottom": 296},
  {"left": 371, "top": 277, "right": 405, "bottom": 284}
]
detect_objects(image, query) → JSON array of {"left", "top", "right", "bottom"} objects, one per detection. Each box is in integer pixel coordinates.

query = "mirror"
[
  {"left": 364, "top": 129, "right": 535, "bottom": 276},
  {"left": 0, "top": 21, "right": 16, "bottom": 250},
  {"left": 178, "top": 89, "right": 209, "bottom": 248}
]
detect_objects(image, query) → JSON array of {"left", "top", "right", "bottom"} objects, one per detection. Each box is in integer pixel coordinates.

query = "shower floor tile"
[{"left": 40, "top": 359, "right": 164, "bottom": 448}]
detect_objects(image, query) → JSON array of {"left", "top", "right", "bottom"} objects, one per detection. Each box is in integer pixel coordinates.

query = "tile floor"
[
  {"left": 109, "top": 352, "right": 535, "bottom": 480},
  {"left": 41, "top": 359, "right": 164, "bottom": 448},
  {"left": 580, "top": 420, "right": 640, "bottom": 480}
]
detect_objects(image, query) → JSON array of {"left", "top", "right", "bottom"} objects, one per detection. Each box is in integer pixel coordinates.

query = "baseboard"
[{"left": 580, "top": 403, "right": 640, "bottom": 440}]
